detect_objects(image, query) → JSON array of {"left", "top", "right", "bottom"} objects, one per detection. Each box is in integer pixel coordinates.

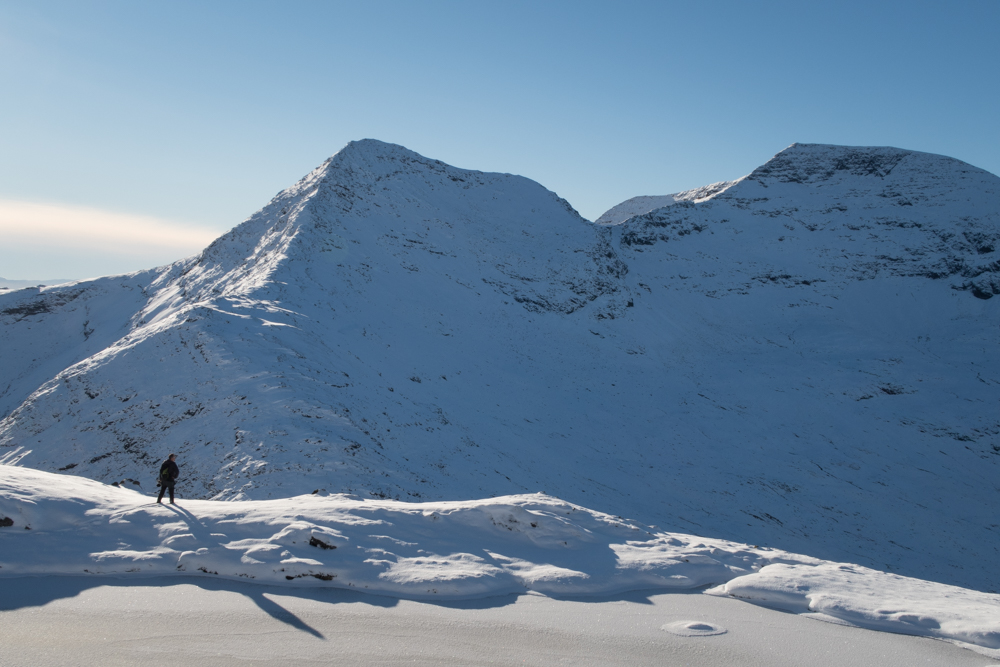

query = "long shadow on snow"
[
  {"left": 0, "top": 574, "right": 682, "bottom": 637},
  {"left": 0, "top": 574, "right": 394, "bottom": 638}
]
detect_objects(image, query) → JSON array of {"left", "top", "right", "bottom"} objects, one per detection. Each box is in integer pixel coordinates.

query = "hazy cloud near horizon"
[{"left": 0, "top": 199, "right": 222, "bottom": 281}]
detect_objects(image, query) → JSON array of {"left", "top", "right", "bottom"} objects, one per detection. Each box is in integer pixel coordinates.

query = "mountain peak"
[
  {"left": 746, "top": 143, "right": 903, "bottom": 184},
  {"left": 328, "top": 138, "right": 426, "bottom": 167},
  {"left": 745, "top": 142, "right": 991, "bottom": 187},
  {"left": 316, "top": 139, "right": 450, "bottom": 182},
  {"left": 246, "top": 140, "right": 454, "bottom": 217}
]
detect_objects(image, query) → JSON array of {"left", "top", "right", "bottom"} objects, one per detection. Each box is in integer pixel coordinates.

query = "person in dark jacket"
[{"left": 156, "top": 454, "right": 180, "bottom": 504}]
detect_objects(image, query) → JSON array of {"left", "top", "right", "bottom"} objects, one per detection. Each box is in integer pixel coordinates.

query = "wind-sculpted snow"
[
  {"left": 0, "top": 140, "right": 998, "bottom": 597},
  {"left": 0, "top": 467, "right": 769, "bottom": 596},
  {"left": 2, "top": 467, "right": 998, "bottom": 659},
  {"left": 709, "top": 563, "right": 1000, "bottom": 656}
]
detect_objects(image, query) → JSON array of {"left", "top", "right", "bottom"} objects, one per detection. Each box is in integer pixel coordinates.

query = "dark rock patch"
[{"left": 309, "top": 535, "right": 337, "bottom": 550}]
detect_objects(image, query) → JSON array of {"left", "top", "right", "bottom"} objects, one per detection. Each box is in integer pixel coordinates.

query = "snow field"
[{"left": 2, "top": 579, "right": 992, "bottom": 667}]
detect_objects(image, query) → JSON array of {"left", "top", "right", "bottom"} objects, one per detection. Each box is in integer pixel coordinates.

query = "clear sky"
[{"left": 1, "top": 0, "right": 998, "bottom": 281}]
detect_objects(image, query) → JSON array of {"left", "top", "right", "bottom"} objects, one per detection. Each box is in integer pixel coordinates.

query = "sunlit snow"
[{"left": 1, "top": 466, "right": 998, "bottom": 657}]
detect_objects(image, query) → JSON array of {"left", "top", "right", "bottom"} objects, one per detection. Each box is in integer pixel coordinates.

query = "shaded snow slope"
[
  {"left": 1, "top": 466, "right": 998, "bottom": 658},
  {"left": 0, "top": 141, "right": 998, "bottom": 594}
]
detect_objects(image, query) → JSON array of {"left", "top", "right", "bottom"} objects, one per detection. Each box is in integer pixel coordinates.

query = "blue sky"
[{"left": 1, "top": 0, "right": 998, "bottom": 280}]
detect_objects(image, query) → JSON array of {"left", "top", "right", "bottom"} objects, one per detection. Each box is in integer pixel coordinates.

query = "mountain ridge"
[{"left": 1, "top": 140, "right": 997, "bottom": 592}]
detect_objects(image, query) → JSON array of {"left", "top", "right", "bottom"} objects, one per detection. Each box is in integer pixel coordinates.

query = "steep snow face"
[{"left": 0, "top": 141, "right": 998, "bottom": 594}]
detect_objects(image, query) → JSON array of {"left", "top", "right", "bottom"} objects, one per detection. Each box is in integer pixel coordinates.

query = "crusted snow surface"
[
  {"left": 1, "top": 466, "right": 998, "bottom": 659},
  {"left": 0, "top": 140, "right": 998, "bottom": 598}
]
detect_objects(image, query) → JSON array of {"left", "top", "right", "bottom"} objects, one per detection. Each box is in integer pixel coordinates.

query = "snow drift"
[{"left": 1, "top": 466, "right": 998, "bottom": 658}]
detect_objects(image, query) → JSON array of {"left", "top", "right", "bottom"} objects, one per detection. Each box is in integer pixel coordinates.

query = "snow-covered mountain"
[{"left": 1, "top": 140, "right": 997, "bottom": 593}]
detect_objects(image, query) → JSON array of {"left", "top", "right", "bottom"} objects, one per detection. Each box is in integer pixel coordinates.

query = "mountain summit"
[{"left": 1, "top": 141, "right": 998, "bottom": 592}]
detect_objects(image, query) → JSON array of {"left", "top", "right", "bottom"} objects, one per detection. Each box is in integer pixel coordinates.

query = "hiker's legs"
[{"left": 157, "top": 482, "right": 175, "bottom": 503}]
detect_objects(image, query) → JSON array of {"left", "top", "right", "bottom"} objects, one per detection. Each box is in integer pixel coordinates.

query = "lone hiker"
[{"left": 156, "top": 454, "right": 180, "bottom": 504}]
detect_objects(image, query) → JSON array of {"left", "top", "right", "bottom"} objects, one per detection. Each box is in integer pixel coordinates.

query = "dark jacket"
[{"left": 159, "top": 460, "right": 179, "bottom": 484}]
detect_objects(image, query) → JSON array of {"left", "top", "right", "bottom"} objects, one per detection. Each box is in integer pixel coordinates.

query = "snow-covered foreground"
[
  {"left": 2, "top": 467, "right": 998, "bottom": 659},
  {"left": 3, "top": 578, "right": 994, "bottom": 667}
]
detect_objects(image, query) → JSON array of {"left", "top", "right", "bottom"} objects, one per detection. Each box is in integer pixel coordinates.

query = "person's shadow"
[
  {"left": 0, "top": 574, "right": 405, "bottom": 640},
  {"left": 0, "top": 573, "right": 664, "bottom": 639},
  {"left": 163, "top": 503, "right": 215, "bottom": 542}
]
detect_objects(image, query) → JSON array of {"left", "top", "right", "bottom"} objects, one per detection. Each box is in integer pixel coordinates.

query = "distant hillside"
[{"left": 0, "top": 277, "right": 73, "bottom": 291}]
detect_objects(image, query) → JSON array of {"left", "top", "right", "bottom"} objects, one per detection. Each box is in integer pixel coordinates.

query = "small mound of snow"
[{"left": 661, "top": 620, "right": 727, "bottom": 636}]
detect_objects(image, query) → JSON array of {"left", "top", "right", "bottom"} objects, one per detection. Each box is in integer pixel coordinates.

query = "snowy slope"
[
  {"left": 0, "top": 141, "right": 997, "bottom": 596},
  {"left": 2, "top": 466, "right": 998, "bottom": 658},
  {"left": 0, "top": 273, "right": 164, "bottom": 420}
]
